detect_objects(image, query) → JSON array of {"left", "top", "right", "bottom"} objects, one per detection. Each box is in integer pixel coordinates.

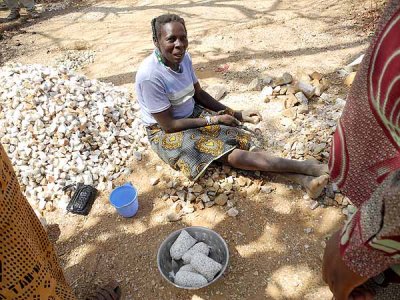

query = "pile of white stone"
[
  {"left": 56, "top": 50, "right": 96, "bottom": 71},
  {"left": 0, "top": 63, "right": 146, "bottom": 211}
]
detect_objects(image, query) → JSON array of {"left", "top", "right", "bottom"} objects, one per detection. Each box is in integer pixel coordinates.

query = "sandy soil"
[{"left": 0, "top": 1, "right": 384, "bottom": 299}]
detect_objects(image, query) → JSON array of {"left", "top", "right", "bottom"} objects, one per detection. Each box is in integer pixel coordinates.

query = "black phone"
[{"left": 65, "top": 183, "right": 97, "bottom": 215}]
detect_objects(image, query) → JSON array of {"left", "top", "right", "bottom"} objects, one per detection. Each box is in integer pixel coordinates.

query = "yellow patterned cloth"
[
  {"left": 0, "top": 143, "right": 76, "bottom": 300},
  {"left": 147, "top": 105, "right": 253, "bottom": 180}
]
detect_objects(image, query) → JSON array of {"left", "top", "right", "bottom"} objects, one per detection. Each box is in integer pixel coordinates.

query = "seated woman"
[{"left": 135, "top": 14, "right": 329, "bottom": 198}]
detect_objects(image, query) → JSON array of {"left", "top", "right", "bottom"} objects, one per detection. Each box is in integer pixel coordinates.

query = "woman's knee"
[{"left": 226, "top": 149, "right": 246, "bottom": 167}]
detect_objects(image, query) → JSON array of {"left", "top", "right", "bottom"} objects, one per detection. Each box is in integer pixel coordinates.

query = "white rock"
[
  {"left": 297, "top": 82, "right": 315, "bottom": 98},
  {"left": 179, "top": 264, "right": 198, "bottom": 273},
  {"left": 347, "top": 54, "right": 364, "bottom": 69},
  {"left": 150, "top": 177, "right": 160, "bottom": 186},
  {"left": 191, "top": 252, "right": 223, "bottom": 282},
  {"left": 295, "top": 92, "right": 309, "bottom": 105},
  {"left": 182, "top": 242, "right": 210, "bottom": 264},
  {"left": 309, "top": 201, "right": 319, "bottom": 210},
  {"left": 335, "top": 98, "right": 346, "bottom": 107},
  {"left": 304, "top": 228, "right": 313, "bottom": 234},
  {"left": 207, "top": 85, "right": 227, "bottom": 101},
  {"left": 199, "top": 193, "right": 211, "bottom": 203},
  {"left": 261, "top": 186, "right": 273, "bottom": 193},
  {"left": 174, "top": 270, "right": 207, "bottom": 288},
  {"left": 38, "top": 198, "right": 47, "bottom": 211},
  {"left": 260, "top": 86, "right": 273, "bottom": 100},
  {"left": 170, "top": 230, "right": 197, "bottom": 260},
  {"left": 166, "top": 212, "right": 182, "bottom": 222},
  {"left": 227, "top": 207, "right": 239, "bottom": 217}
]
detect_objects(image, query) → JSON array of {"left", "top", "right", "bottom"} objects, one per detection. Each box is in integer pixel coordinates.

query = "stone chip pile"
[
  {"left": 247, "top": 70, "right": 345, "bottom": 162},
  {"left": 0, "top": 63, "right": 146, "bottom": 211},
  {"left": 155, "top": 165, "right": 274, "bottom": 221}
]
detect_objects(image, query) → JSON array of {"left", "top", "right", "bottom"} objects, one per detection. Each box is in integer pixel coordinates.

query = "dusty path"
[{"left": 0, "top": 1, "right": 382, "bottom": 299}]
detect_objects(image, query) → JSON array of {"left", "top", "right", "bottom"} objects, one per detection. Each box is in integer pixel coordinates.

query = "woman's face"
[{"left": 157, "top": 21, "right": 188, "bottom": 69}]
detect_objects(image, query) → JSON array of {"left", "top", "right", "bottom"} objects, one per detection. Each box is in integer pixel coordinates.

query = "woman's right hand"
[{"left": 215, "top": 114, "right": 241, "bottom": 126}]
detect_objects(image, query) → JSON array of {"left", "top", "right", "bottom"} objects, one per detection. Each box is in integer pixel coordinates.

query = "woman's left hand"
[{"left": 239, "top": 110, "right": 262, "bottom": 124}]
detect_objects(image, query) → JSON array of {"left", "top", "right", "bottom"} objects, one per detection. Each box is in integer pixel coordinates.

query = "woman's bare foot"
[
  {"left": 283, "top": 173, "right": 329, "bottom": 199},
  {"left": 302, "top": 160, "right": 329, "bottom": 177},
  {"left": 304, "top": 174, "right": 329, "bottom": 199}
]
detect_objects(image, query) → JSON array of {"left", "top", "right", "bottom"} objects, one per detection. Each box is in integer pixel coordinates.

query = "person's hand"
[
  {"left": 348, "top": 286, "right": 375, "bottom": 300},
  {"left": 239, "top": 110, "right": 262, "bottom": 124},
  {"left": 322, "top": 231, "right": 372, "bottom": 300},
  {"left": 215, "top": 114, "right": 241, "bottom": 126}
]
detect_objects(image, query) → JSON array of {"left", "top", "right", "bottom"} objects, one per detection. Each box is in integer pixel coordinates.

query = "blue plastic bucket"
[{"left": 109, "top": 183, "right": 139, "bottom": 218}]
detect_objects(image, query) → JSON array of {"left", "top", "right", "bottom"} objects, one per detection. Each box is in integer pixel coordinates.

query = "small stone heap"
[
  {"left": 248, "top": 70, "right": 345, "bottom": 162},
  {"left": 154, "top": 165, "right": 274, "bottom": 221},
  {"left": 248, "top": 69, "right": 358, "bottom": 214},
  {"left": 0, "top": 63, "right": 146, "bottom": 211}
]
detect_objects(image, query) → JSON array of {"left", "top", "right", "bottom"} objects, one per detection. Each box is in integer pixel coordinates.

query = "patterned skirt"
[{"left": 146, "top": 106, "right": 254, "bottom": 181}]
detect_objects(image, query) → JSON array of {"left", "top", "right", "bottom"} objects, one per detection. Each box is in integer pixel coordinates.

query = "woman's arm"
[
  {"left": 152, "top": 107, "right": 240, "bottom": 133},
  {"left": 193, "top": 82, "right": 243, "bottom": 120},
  {"left": 193, "top": 82, "right": 262, "bottom": 123}
]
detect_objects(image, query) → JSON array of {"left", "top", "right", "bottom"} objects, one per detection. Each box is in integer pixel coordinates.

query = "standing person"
[
  {"left": 3, "top": 0, "right": 39, "bottom": 20},
  {"left": 322, "top": 0, "right": 400, "bottom": 299},
  {"left": 0, "top": 143, "right": 121, "bottom": 299},
  {"left": 135, "top": 14, "right": 330, "bottom": 199}
]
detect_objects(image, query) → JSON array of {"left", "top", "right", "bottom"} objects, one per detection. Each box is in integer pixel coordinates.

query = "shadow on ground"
[{"left": 49, "top": 157, "right": 340, "bottom": 299}]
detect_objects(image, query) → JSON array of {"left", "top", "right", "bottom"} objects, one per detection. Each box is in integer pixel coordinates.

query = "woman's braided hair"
[{"left": 151, "top": 14, "right": 186, "bottom": 42}]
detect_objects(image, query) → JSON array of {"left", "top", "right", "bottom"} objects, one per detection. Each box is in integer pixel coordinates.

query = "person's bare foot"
[
  {"left": 303, "top": 160, "right": 329, "bottom": 177},
  {"left": 304, "top": 174, "right": 329, "bottom": 199}
]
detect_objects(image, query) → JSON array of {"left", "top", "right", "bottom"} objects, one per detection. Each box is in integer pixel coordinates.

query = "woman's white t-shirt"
[{"left": 135, "top": 50, "right": 198, "bottom": 126}]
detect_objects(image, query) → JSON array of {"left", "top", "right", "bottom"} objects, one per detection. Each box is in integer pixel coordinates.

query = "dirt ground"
[{"left": 0, "top": 0, "right": 384, "bottom": 299}]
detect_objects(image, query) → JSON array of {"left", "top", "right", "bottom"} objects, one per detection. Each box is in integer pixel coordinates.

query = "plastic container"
[{"left": 109, "top": 183, "right": 139, "bottom": 217}]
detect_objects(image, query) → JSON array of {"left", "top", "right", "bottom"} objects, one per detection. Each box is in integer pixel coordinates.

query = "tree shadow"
[
  {"left": 49, "top": 158, "right": 341, "bottom": 299},
  {"left": 70, "top": 0, "right": 282, "bottom": 22}
]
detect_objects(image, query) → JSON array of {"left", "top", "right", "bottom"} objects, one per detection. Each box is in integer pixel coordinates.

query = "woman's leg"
[{"left": 224, "top": 149, "right": 328, "bottom": 177}]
